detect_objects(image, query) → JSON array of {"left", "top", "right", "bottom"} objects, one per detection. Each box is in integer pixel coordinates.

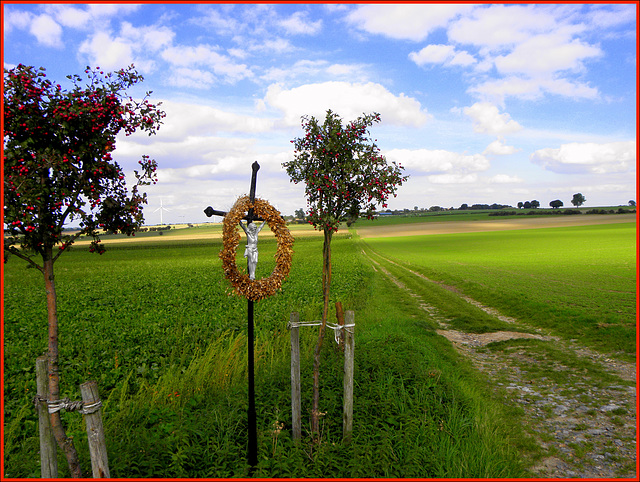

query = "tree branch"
[
  {"left": 51, "top": 231, "right": 82, "bottom": 264},
  {"left": 4, "top": 246, "right": 43, "bottom": 272}
]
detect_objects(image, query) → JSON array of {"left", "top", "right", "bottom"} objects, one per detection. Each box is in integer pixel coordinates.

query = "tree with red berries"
[
  {"left": 3, "top": 64, "right": 164, "bottom": 477},
  {"left": 283, "top": 109, "right": 407, "bottom": 437}
]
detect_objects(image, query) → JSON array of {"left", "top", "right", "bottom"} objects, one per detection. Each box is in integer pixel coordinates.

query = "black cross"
[{"left": 204, "top": 161, "right": 260, "bottom": 468}]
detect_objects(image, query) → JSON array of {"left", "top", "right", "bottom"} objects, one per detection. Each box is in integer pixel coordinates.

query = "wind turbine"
[{"left": 154, "top": 198, "right": 171, "bottom": 225}]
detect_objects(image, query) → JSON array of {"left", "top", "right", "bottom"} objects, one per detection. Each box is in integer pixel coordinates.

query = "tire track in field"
[
  {"left": 362, "top": 247, "right": 637, "bottom": 479},
  {"left": 362, "top": 248, "right": 546, "bottom": 346}
]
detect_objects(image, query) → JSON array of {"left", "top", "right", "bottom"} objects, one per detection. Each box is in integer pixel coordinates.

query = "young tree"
[
  {"left": 571, "top": 193, "right": 586, "bottom": 207},
  {"left": 283, "top": 109, "right": 408, "bottom": 437},
  {"left": 3, "top": 64, "right": 164, "bottom": 477}
]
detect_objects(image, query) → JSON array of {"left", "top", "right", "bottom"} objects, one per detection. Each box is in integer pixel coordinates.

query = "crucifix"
[{"left": 204, "top": 161, "right": 262, "bottom": 468}]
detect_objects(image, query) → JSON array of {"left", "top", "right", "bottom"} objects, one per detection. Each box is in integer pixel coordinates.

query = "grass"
[
  {"left": 362, "top": 245, "right": 533, "bottom": 335},
  {"left": 3, "top": 228, "right": 530, "bottom": 478},
  {"left": 479, "top": 338, "right": 633, "bottom": 389},
  {"left": 362, "top": 222, "right": 636, "bottom": 359}
]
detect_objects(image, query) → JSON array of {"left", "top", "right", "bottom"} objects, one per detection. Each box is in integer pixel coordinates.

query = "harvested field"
[{"left": 357, "top": 213, "right": 636, "bottom": 238}]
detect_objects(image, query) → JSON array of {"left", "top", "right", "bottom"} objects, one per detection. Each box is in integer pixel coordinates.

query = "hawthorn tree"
[
  {"left": 283, "top": 109, "right": 408, "bottom": 437},
  {"left": 3, "top": 63, "right": 164, "bottom": 477}
]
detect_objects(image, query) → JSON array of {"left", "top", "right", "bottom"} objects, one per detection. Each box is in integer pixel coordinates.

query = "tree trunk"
[
  {"left": 43, "top": 253, "right": 83, "bottom": 478},
  {"left": 311, "top": 228, "right": 332, "bottom": 438}
]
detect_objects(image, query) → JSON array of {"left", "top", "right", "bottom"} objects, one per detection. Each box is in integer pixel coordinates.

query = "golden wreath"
[{"left": 219, "top": 196, "right": 294, "bottom": 302}]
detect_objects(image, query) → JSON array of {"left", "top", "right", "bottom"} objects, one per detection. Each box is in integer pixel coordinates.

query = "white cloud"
[
  {"left": 79, "top": 31, "right": 135, "bottom": 71},
  {"left": 585, "top": 4, "right": 636, "bottom": 29},
  {"left": 120, "top": 22, "right": 174, "bottom": 53},
  {"left": 263, "top": 81, "right": 430, "bottom": 127},
  {"left": 443, "top": 4, "right": 605, "bottom": 103},
  {"left": 166, "top": 68, "right": 216, "bottom": 89},
  {"left": 469, "top": 76, "right": 599, "bottom": 102},
  {"left": 30, "top": 14, "right": 63, "bottom": 48},
  {"left": 385, "top": 148, "right": 490, "bottom": 174},
  {"left": 494, "top": 30, "right": 601, "bottom": 76},
  {"left": 254, "top": 38, "right": 294, "bottom": 54},
  {"left": 463, "top": 102, "right": 523, "bottom": 136},
  {"left": 488, "top": 174, "right": 523, "bottom": 184},
  {"left": 86, "top": 4, "right": 140, "bottom": 18},
  {"left": 46, "top": 5, "right": 91, "bottom": 28},
  {"left": 193, "top": 8, "right": 239, "bottom": 34},
  {"left": 409, "top": 44, "right": 476, "bottom": 68},
  {"left": 428, "top": 173, "right": 478, "bottom": 184},
  {"left": 483, "top": 139, "right": 520, "bottom": 156},
  {"left": 78, "top": 22, "right": 176, "bottom": 73},
  {"left": 148, "top": 99, "right": 275, "bottom": 140},
  {"left": 346, "top": 3, "right": 473, "bottom": 41},
  {"left": 44, "top": 3, "right": 140, "bottom": 30},
  {"left": 279, "top": 11, "right": 322, "bottom": 35},
  {"left": 262, "top": 59, "right": 369, "bottom": 84},
  {"left": 530, "top": 141, "right": 636, "bottom": 174},
  {"left": 161, "top": 44, "right": 253, "bottom": 83},
  {"left": 4, "top": 9, "right": 34, "bottom": 33},
  {"left": 447, "top": 4, "right": 558, "bottom": 50}
]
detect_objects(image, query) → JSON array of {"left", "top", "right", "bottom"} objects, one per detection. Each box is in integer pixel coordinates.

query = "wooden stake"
[
  {"left": 343, "top": 311, "right": 355, "bottom": 442},
  {"left": 35, "top": 356, "right": 58, "bottom": 478},
  {"left": 335, "top": 302, "right": 345, "bottom": 351},
  {"left": 80, "top": 381, "right": 110, "bottom": 478},
  {"left": 290, "top": 312, "right": 301, "bottom": 441}
]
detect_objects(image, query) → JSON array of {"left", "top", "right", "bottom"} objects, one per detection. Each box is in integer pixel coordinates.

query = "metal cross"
[{"left": 203, "top": 160, "right": 260, "bottom": 468}]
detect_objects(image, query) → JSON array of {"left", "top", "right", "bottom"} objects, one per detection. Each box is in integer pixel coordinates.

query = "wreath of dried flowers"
[{"left": 219, "top": 195, "right": 294, "bottom": 302}]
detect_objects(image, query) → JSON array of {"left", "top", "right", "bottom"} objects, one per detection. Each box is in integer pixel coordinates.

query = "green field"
[
  {"left": 362, "top": 222, "right": 637, "bottom": 358},
  {"left": 3, "top": 216, "right": 635, "bottom": 477}
]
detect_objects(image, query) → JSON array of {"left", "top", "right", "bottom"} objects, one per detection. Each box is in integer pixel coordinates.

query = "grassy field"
[
  {"left": 351, "top": 206, "right": 636, "bottom": 227},
  {"left": 362, "top": 221, "right": 636, "bottom": 359},
  {"left": 3, "top": 225, "right": 530, "bottom": 478}
]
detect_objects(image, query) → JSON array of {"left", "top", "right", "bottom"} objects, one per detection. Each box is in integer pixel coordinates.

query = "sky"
[{"left": 3, "top": 2, "right": 637, "bottom": 225}]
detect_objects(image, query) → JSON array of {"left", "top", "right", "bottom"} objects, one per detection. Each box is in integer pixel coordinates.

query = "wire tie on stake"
[
  {"left": 80, "top": 400, "right": 103, "bottom": 415},
  {"left": 327, "top": 322, "right": 355, "bottom": 344},
  {"left": 45, "top": 398, "right": 102, "bottom": 414},
  {"left": 288, "top": 319, "right": 354, "bottom": 344}
]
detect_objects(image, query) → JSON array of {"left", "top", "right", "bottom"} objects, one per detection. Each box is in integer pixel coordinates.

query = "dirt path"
[{"left": 363, "top": 249, "right": 637, "bottom": 479}]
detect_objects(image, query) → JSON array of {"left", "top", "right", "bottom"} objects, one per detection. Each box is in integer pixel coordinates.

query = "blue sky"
[{"left": 3, "top": 2, "right": 637, "bottom": 225}]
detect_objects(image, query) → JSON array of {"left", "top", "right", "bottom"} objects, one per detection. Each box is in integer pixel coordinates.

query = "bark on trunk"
[
  {"left": 311, "top": 228, "right": 332, "bottom": 438},
  {"left": 43, "top": 253, "right": 83, "bottom": 478}
]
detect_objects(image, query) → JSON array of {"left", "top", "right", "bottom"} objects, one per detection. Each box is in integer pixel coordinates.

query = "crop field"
[
  {"left": 2, "top": 214, "right": 635, "bottom": 477},
  {"left": 362, "top": 221, "right": 637, "bottom": 358},
  {"left": 3, "top": 225, "right": 528, "bottom": 478}
]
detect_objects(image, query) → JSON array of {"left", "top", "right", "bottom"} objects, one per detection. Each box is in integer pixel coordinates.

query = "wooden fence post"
[
  {"left": 335, "top": 302, "right": 345, "bottom": 351},
  {"left": 343, "top": 311, "right": 355, "bottom": 442},
  {"left": 80, "top": 381, "right": 110, "bottom": 478},
  {"left": 35, "top": 356, "right": 58, "bottom": 478},
  {"left": 290, "top": 312, "right": 302, "bottom": 442}
]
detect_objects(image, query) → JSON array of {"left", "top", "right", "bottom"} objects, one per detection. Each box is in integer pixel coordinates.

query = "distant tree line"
[
  {"left": 290, "top": 193, "right": 636, "bottom": 220},
  {"left": 137, "top": 225, "right": 172, "bottom": 232}
]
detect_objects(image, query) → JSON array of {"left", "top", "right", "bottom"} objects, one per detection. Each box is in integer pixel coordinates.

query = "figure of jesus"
[{"left": 240, "top": 220, "right": 266, "bottom": 279}]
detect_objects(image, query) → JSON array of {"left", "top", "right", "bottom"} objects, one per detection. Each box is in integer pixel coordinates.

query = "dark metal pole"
[
  {"left": 247, "top": 300, "right": 257, "bottom": 467},
  {"left": 246, "top": 161, "right": 259, "bottom": 469}
]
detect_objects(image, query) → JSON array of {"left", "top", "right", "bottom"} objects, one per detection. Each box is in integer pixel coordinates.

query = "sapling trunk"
[
  {"left": 311, "top": 228, "right": 332, "bottom": 437},
  {"left": 43, "top": 254, "right": 83, "bottom": 478}
]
